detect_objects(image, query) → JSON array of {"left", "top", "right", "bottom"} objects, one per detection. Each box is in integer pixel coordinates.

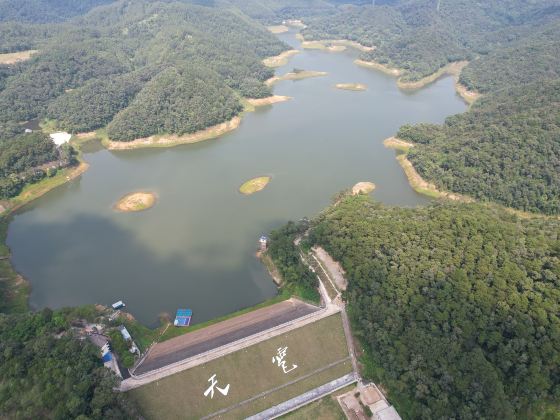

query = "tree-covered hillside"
[
  {"left": 399, "top": 79, "right": 560, "bottom": 215},
  {"left": 0, "top": 0, "right": 116, "bottom": 23},
  {"left": 309, "top": 196, "right": 560, "bottom": 419},
  {"left": 0, "top": 0, "right": 288, "bottom": 197},
  {"left": 302, "top": 1, "right": 560, "bottom": 215},
  {"left": 0, "top": 0, "right": 287, "bottom": 135},
  {"left": 302, "top": 0, "right": 560, "bottom": 82},
  {"left": 0, "top": 307, "right": 138, "bottom": 418}
]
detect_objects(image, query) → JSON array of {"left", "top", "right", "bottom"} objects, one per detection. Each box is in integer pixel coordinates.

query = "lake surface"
[{"left": 7, "top": 31, "right": 466, "bottom": 326}]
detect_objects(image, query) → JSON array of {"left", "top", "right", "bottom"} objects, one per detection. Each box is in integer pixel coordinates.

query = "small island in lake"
[
  {"left": 336, "top": 83, "right": 367, "bottom": 91},
  {"left": 239, "top": 177, "right": 271, "bottom": 195},
  {"left": 352, "top": 182, "right": 376, "bottom": 195},
  {"left": 114, "top": 192, "right": 156, "bottom": 212}
]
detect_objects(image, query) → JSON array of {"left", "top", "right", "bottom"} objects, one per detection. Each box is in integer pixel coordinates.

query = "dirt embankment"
[
  {"left": 246, "top": 96, "right": 292, "bottom": 107},
  {"left": 301, "top": 39, "right": 374, "bottom": 53},
  {"left": 266, "top": 70, "right": 328, "bottom": 86},
  {"left": 356, "top": 59, "right": 481, "bottom": 104},
  {"left": 262, "top": 50, "right": 300, "bottom": 68},
  {"left": 105, "top": 117, "right": 241, "bottom": 150}
]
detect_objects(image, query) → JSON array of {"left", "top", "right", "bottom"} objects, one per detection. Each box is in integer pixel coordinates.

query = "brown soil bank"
[
  {"left": 114, "top": 192, "right": 156, "bottom": 212},
  {"left": 356, "top": 59, "right": 481, "bottom": 105},
  {"left": 352, "top": 182, "right": 375, "bottom": 195},
  {"left": 336, "top": 83, "right": 367, "bottom": 91},
  {"left": 262, "top": 49, "right": 299, "bottom": 68},
  {"left": 266, "top": 70, "right": 328, "bottom": 86},
  {"left": 105, "top": 117, "right": 241, "bottom": 150}
]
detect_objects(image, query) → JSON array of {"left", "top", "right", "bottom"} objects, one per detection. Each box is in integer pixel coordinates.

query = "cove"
[{"left": 6, "top": 31, "right": 466, "bottom": 326}]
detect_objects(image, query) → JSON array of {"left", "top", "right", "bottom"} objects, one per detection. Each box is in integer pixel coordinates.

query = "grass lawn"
[
  {"left": 281, "top": 384, "right": 354, "bottom": 420},
  {"left": 129, "top": 313, "right": 351, "bottom": 419}
]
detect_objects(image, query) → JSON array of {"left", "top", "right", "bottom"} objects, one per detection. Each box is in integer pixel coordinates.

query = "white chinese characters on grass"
[
  {"left": 272, "top": 346, "right": 298, "bottom": 374},
  {"left": 203, "top": 374, "right": 230, "bottom": 399}
]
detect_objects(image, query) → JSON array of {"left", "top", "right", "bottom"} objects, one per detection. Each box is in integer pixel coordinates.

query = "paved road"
[
  {"left": 246, "top": 373, "right": 358, "bottom": 420},
  {"left": 134, "top": 299, "right": 320, "bottom": 375}
]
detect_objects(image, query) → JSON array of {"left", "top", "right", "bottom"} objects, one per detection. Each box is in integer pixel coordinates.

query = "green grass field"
[
  {"left": 129, "top": 313, "right": 351, "bottom": 419},
  {"left": 281, "top": 384, "right": 353, "bottom": 420}
]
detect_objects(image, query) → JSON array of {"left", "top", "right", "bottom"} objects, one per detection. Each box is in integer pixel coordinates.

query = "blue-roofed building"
[
  {"left": 101, "top": 352, "right": 113, "bottom": 363},
  {"left": 174, "top": 309, "right": 192, "bottom": 327}
]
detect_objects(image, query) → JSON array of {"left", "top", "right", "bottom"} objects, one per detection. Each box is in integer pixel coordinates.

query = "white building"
[{"left": 49, "top": 132, "right": 72, "bottom": 147}]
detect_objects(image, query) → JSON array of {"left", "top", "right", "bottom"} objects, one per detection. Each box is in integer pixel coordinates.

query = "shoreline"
[
  {"left": 299, "top": 37, "right": 374, "bottom": 53},
  {"left": 104, "top": 117, "right": 242, "bottom": 150},
  {"left": 356, "top": 59, "right": 481, "bottom": 105},
  {"left": 262, "top": 49, "right": 300, "bottom": 68},
  {"left": 266, "top": 70, "right": 328, "bottom": 86},
  {"left": 383, "top": 137, "right": 472, "bottom": 201}
]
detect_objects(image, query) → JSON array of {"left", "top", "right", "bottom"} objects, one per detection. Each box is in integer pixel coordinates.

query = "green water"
[{"left": 7, "top": 31, "right": 466, "bottom": 326}]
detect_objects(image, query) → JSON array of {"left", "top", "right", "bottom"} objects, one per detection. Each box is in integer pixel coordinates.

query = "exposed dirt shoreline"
[
  {"left": 356, "top": 59, "right": 481, "bottom": 105},
  {"left": 335, "top": 83, "right": 367, "bottom": 91},
  {"left": 296, "top": 35, "right": 374, "bottom": 53},
  {"left": 262, "top": 49, "right": 300, "bottom": 68},
  {"left": 266, "top": 70, "right": 328, "bottom": 86},
  {"left": 383, "top": 137, "right": 472, "bottom": 202}
]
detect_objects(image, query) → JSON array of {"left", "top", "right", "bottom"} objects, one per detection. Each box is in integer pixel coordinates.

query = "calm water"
[{"left": 7, "top": 31, "right": 466, "bottom": 326}]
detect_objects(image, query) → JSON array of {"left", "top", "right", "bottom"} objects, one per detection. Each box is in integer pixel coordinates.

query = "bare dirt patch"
[
  {"left": 354, "top": 59, "right": 402, "bottom": 76},
  {"left": 352, "top": 182, "right": 375, "bottom": 195},
  {"left": 0, "top": 50, "right": 37, "bottom": 64},
  {"left": 268, "top": 25, "right": 289, "bottom": 34},
  {"left": 266, "top": 70, "right": 328, "bottom": 86},
  {"left": 246, "top": 96, "right": 292, "bottom": 107},
  {"left": 263, "top": 50, "right": 300, "bottom": 68},
  {"left": 336, "top": 83, "right": 367, "bottom": 91},
  {"left": 312, "top": 247, "right": 347, "bottom": 291},
  {"left": 114, "top": 192, "right": 156, "bottom": 212}
]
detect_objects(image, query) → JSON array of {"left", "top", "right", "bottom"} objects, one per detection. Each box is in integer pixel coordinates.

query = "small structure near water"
[
  {"left": 174, "top": 309, "right": 192, "bottom": 327},
  {"left": 112, "top": 300, "right": 125, "bottom": 310},
  {"left": 259, "top": 235, "right": 269, "bottom": 251}
]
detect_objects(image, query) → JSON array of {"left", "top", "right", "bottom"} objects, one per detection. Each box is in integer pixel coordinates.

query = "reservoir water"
[{"left": 7, "top": 31, "right": 466, "bottom": 326}]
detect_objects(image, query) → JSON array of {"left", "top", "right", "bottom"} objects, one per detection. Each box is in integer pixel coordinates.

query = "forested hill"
[
  {"left": 0, "top": 0, "right": 287, "bottom": 142},
  {"left": 301, "top": 0, "right": 560, "bottom": 83},
  {"left": 0, "top": 0, "right": 116, "bottom": 23},
  {"left": 309, "top": 196, "right": 560, "bottom": 419},
  {"left": 302, "top": 1, "right": 560, "bottom": 215}
]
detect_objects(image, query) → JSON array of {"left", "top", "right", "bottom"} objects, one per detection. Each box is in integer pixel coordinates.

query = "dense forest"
[
  {"left": 267, "top": 220, "right": 320, "bottom": 302},
  {"left": 399, "top": 80, "right": 560, "bottom": 214},
  {"left": 0, "top": 307, "right": 138, "bottom": 418},
  {"left": 309, "top": 195, "right": 560, "bottom": 419},
  {"left": 302, "top": 0, "right": 560, "bottom": 215},
  {"left": 0, "top": 0, "right": 290, "bottom": 196},
  {"left": 0, "top": 0, "right": 287, "bottom": 135},
  {"left": 302, "top": 0, "right": 560, "bottom": 82}
]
